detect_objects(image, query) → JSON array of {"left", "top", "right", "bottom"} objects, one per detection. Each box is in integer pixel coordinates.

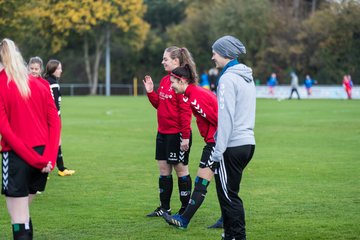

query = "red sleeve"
[
  {"left": 40, "top": 88, "right": 61, "bottom": 169},
  {"left": 0, "top": 95, "right": 47, "bottom": 169},
  {"left": 147, "top": 90, "right": 159, "bottom": 109},
  {"left": 177, "top": 94, "right": 192, "bottom": 139}
]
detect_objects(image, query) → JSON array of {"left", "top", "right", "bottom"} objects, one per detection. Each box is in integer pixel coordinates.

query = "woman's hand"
[
  {"left": 143, "top": 75, "right": 154, "bottom": 93},
  {"left": 180, "top": 138, "right": 190, "bottom": 152},
  {"left": 41, "top": 161, "right": 53, "bottom": 173}
]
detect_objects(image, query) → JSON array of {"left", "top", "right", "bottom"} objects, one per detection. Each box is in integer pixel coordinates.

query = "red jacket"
[
  {"left": 0, "top": 70, "right": 61, "bottom": 169},
  {"left": 343, "top": 78, "right": 352, "bottom": 90},
  {"left": 147, "top": 75, "right": 192, "bottom": 138},
  {"left": 184, "top": 84, "right": 217, "bottom": 143}
]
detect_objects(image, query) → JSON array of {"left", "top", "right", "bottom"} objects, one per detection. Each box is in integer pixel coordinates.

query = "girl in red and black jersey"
[
  {"left": 143, "top": 47, "right": 195, "bottom": 217},
  {"left": 0, "top": 38, "right": 61, "bottom": 239},
  {"left": 162, "top": 65, "right": 219, "bottom": 229},
  {"left": 43, "top": 59, "right": 75, "bottom": 177}
]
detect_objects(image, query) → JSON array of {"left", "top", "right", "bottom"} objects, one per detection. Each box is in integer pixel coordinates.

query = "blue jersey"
[
  {"left": 304, "top": 78, "right": 314, "bottom": 88},
  {"left": 267, "top": 77, "right": 277, "bottom": 87}
]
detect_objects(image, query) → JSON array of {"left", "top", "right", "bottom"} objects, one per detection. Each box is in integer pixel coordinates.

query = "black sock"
[
  {"left": 12, "top": 223, "right": 32, "bottom": 240},
  {"left": 29, "top": 218, "right": 33, "bottom": 238},
  {"left": 159, "top": 175, "right": 173, "bottom": 210},
  {"left": 182, "top": 176, "right": 209, "bottom": 221},
  {"left": 57, "top": 146, "right": 65, "bottom": 171},
  {"left": 178, "top": 175, "right": 192, "bottom": 210}
]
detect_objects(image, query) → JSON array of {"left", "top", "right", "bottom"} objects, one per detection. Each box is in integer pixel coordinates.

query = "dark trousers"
[
  {"left": 215, "top": 145, "right": 255, "bottom": 240},
  {"left": 289, "top": 88, "right": 300, "bottom": 99}
]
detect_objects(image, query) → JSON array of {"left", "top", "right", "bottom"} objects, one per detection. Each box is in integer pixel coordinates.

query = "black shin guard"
[
  {"left": 178, "top": 175, "right": 192, "bottom": 209},
  {"left": 159, "top": 175, "right": 173, "bottom": 210},
  {"left": 12, "top": 223, "right": 32, "bottom": 240},
  {"left": 182, "top": 176, "right": 209, "bottom": 221}
]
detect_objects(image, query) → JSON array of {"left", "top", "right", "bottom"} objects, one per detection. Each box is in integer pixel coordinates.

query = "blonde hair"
[
  {"left": 165, "top": 46, "right": 198, "bottom": 84},
  {"left": 0, "top": 38, "right": 30, "bottom": 97}
]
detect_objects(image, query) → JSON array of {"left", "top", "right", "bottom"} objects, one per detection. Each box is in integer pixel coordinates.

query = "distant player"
[
  {"left": 342, "top": 74, "right": 353, "bottom": 99},
  {"left": 267, "top": 73, "right": 277, "bottom": 97},
  {"left": 304, "top": 74, "right": 316, "bottom": 96},
  {"left": 289, "top": 71, "right": 300, "bottom": 100},
  {"left": 44, "top": 59, "right": 75, "bottom": 177}
]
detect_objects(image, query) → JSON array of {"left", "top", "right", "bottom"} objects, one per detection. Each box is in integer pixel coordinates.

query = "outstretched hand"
[{"left": 143, "top": 75, "right": 154, "bottom": 93}]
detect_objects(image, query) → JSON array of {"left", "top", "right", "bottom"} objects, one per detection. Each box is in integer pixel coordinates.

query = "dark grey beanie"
[{"left": 212, "top": 35, "right": 246, "bottom": 59}]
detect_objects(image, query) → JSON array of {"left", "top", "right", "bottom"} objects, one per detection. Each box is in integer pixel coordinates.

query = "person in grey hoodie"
[
  {"left": 289, "top": 71, "right": 301, "bottom": 100},
  {"left": 211, "top": 35, "right": 256, "bottom": 240}
]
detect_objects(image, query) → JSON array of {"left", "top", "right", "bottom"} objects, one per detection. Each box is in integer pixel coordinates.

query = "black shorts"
[
  {"left": 155, "top": 132, "right": 192, "bottom": 165},
  {"left": 2, "top": 146, "right": 48, "bottom": 197},
  {"left": 199, "top": 143, "right": 216, "bottom": 168}
]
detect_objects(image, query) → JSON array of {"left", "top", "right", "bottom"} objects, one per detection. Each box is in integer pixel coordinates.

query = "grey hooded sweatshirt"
[{"left": 211, "top": 63, "right": 256, "bottom": 162}]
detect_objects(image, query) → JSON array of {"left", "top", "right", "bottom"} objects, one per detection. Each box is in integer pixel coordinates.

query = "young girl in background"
[{"left": 44, "top": 59, "right": 75, "bottom": 176}]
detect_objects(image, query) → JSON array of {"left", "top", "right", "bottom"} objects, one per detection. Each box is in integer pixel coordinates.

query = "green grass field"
[{"left": 0, "top": 97, "right": 359, "bottom": 240}]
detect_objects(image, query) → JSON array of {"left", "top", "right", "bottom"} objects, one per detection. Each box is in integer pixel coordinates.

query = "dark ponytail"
[{"left": 171, "top": 64, "right": 196, "bottom": 84}]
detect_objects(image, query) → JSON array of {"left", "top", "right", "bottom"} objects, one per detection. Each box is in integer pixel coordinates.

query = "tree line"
[{"left": 0, "top": 0, "right": 359, "bottom": 94}]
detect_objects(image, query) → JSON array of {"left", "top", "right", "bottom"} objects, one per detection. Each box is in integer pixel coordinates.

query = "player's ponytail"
[
  {"left": 0, "top": 38, "right": 30, "bottom": 98},
  {"left": 165, "top": 46, "right": 198, "bottom": 85},
  {"left": 171, "top": 64, "right": 195, "bottom": 84}
]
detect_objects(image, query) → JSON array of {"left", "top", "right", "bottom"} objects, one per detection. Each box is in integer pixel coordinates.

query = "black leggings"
[{"left": 215, "top": 145, "right": 255, "bottom": 240}]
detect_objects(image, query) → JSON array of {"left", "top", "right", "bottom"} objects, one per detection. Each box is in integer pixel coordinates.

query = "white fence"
[
  {"left": 60, "top": 83, "right": 359, "bottom": 99},
  {"left": 255, "top": 85, "right": 360, "bottom": 99}
]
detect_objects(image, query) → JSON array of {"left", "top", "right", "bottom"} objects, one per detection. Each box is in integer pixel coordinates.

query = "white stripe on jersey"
[
  {"left": 48, "top": 86, "right": 55, "bottom": 99},
  {"left": 50, "top": 83, "right": 60, "bottom": 89}
]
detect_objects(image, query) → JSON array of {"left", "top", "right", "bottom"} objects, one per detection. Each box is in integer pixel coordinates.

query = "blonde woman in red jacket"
[
  {"left": 0, "top": 38, "right": 61, "bottom": 240},
  {"left": 143, "top": 47, "right": 196, "bottom": 217}
]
